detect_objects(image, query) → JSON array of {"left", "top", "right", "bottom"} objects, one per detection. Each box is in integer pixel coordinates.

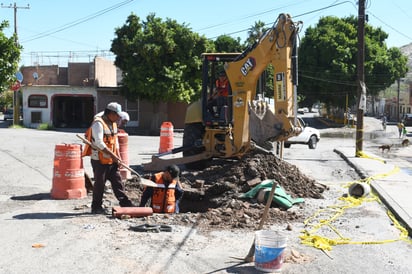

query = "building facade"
[{"left": 20, "top": 57, "right": 187, "bottom": 134}]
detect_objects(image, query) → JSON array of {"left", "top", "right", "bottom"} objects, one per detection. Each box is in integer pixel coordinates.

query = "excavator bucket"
[{"left": 249, "top": 100, "right": 282, "bottom": 144}]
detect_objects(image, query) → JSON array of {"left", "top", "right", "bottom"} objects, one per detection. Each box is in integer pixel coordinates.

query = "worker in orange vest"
[
  {"left": 207, "top": 71, "right": 230, "bottom": 118},
  {"left": 139, "top": 165, "right": 184, "bottom": 213}
]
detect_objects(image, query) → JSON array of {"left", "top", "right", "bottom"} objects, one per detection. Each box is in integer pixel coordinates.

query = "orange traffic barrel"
[
  {"left": 159, "top": 121, "right": 174, "bottom": 153},
  {"left": 118, "top": 132, "right": 130, "bottom": 181},
  {"left": 51, "top": 144, "right": 87, "bottom": 199}
]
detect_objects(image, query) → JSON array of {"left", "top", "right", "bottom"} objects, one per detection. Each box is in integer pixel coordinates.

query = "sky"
[{"left": 1, "top": 0, "right": 412, "bottom": 67}]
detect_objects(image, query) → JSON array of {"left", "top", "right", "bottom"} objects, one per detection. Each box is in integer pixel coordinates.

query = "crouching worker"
[{"left": 139, "top": 165, "right": 184, "bottom": 213}]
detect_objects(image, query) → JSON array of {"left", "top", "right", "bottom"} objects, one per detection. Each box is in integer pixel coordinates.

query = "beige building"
[{"left": 20, "top": 57, "right": 187, "bottom": 134}]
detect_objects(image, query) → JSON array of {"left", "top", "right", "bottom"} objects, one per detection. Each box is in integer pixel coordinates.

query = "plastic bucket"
[{"left": 254, "top": 230, "right": 287, "bottom": 273}]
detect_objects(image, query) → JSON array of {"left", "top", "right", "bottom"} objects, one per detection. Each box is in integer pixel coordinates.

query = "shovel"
[
  {"left": 242, "top": 181, "right": 278, "bottom": 262},
  {"left": 76, "top": 134, "right": 157, "bottom": 187}
]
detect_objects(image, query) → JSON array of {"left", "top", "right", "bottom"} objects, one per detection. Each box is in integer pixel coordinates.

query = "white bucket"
[{"left": 254, "top": 230, "right": 287, "bottom": 272}]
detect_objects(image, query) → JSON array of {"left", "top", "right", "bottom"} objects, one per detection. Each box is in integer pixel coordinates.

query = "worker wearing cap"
[
  {"left": 90, "top": 102, "right": 134, "bottom": 214},
  {"left": 139, "top": 165, "right": 184, "bottom": 213},
  {"left": 117, "top": 111, "right": 130, "bottom": 132},
  {"left": 95, "top": 110, "right": 129, "bottom": 132}
]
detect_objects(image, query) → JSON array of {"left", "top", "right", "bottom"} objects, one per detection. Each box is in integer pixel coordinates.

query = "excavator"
[{"left": 143, "top": 13, "right": 303, "bottom": 171}]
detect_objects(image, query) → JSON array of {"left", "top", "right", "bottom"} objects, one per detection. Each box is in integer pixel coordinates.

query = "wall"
[
  {"left": 21, "top": 65, "right": 65, "bottom": 85},
  {"left": 68, "top": 63, "right": 90, "bottom": 86},
  {"left": 94, "top": 57, "right": 117, "bottom": 87},
  {"left": 21, "top": 86, "right": 96, "bottom": 128}
]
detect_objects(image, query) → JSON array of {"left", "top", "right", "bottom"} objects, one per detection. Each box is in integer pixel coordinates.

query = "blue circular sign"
[{"left": 16, "top": 71, "right": 23, "bottom": 83}]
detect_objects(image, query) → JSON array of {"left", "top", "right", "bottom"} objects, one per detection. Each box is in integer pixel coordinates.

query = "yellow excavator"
[{"left": 144, "top": 13, "right": 303, "bottom": 170}]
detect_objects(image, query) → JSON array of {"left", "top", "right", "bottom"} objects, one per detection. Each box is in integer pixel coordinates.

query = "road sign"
[
  {"left": 16, "top": 71, "right": 23, "bottom": 83},
  {"left": 11, "top": 81, "right": 21, "bottom": 91}
]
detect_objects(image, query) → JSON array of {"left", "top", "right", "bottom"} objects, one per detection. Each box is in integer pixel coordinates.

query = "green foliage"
[
  {"left": 214, "top": 35, "right": 244, "bottom": 52},
  {"left": 111, "top": 14, "right": 214, "bottom": 103},
  {"left": 298, "top": 16, "right": 408, "bottom": 108},
  {"left": 0, "top": 90, "right": 13, "bottom": 110},
  {"left": 245, "top": 20, "right": 267, "bottom": 47},
  {"left": 37, "top": 123, "right": 54, "bottom": 130},
  {"left": 0, "top": 21, "right": 22, "bottom": 93}
]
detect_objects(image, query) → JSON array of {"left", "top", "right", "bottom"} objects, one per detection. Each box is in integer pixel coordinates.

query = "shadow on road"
[
  {"left": 10, "top": 193, "right": 51, "bottom": 201},
  {"left": 12, "top": 212, "right": 91, "bottom": 220}
]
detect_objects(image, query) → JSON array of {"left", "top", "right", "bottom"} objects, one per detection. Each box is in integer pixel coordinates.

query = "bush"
[{"left": 38, "top": 123, "right": 54, "bottom": 130}]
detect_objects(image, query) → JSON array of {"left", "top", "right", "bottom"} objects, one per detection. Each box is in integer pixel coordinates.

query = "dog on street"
[{"left": 378, "top": 144, "right": 392, "bottom": 152}]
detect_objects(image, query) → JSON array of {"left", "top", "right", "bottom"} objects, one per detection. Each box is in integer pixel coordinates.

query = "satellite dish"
[
  {"left": 33, "top": 72, "right": 39, "bottom": 80},
  {"left": 16, "top": 71, "right": 23, "bottom": 83}
]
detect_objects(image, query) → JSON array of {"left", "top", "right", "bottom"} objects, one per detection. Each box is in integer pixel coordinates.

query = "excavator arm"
[{"left": 225, "top": 13, "right": 302, "bottom": 148}]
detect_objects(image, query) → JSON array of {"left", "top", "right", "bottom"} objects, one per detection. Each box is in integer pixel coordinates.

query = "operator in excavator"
[{"left": 207, "top": 70, "right": 230, "bottom": 117}]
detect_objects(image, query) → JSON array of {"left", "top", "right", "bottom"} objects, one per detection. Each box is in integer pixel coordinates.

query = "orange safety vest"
[
  {"left": 151, "top": 172, "right": 177, "bottom": 213},
  {"left": 215, "top": 78, "right": 229, "bottom": 97},
  {"left": 93, "top": 116, "right": 118, "bottom": 165}
]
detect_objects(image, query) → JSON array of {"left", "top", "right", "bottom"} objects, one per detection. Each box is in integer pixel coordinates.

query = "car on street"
[
  {"left": 402, "top": 113, "right": 412, "bottom": 126},
  {"left": 297, "top": 107, "right": 309, "bottom": 114},
  {"left": 2, "top": 109, "right": 13, "bottom": 121},
  {"left": 284, "top": 117, "right": 320, "bottom": 149}
]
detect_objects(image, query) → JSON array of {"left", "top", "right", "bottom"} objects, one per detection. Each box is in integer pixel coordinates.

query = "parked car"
[
  {"left": 297, "top": 107, "right": 309, "bottom": 114},
  {"left": 3, "top": 109, "right": 13, "bottom": 121},
  {"left": 402, "top": 113, "right": 412, "bottom": 126},
  {"left": 284, "top": 117, "right": 320, "bottom": 149}
]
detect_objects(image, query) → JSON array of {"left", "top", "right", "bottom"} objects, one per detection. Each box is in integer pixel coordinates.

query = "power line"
[
  {"left": 21, "top": 0, "right": 134, "bottom": 43},
  {"left": 368, "top": 11, "right": 412, "bottom": 42},
  {"left": 207, "top": 1, "right": 356, "bottom": 39}
]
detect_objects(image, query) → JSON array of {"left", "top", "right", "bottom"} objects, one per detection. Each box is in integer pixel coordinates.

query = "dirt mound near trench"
[{"left": 126, "top": 150, "right": 328, "bottom": 232}]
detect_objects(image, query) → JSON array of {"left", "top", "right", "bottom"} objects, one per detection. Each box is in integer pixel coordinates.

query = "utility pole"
[
  {"left": 397, "top": 78, "right": 400, "bottom": 122},
  {"left": 355, "top": 0, "right": 366, "bottom": 156},
  {"left": 1, "top": 2, "right": 30, "bottom": 126}
]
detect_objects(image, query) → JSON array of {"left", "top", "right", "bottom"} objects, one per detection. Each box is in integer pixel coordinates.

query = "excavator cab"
[{"left": 201, "top": 53, "right": 239, "bottom": 127}]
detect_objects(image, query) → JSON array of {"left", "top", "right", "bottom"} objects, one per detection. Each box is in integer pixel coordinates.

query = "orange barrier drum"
[
  {"left": 51, "top": 144, "right": 87, "bottom": 199},
  {"left": 118, "top": 132, "right": 130, "bottom": 181},
  {"left": 159, "top": 121, "right": 174, "bottom": 153}
]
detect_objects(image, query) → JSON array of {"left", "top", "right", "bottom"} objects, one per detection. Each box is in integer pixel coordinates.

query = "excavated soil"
[{"left": 123, "top": 150, "right": 328, "bottom": 232}]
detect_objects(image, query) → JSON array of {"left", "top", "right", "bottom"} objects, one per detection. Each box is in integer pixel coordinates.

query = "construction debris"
[{"left": 124, "top": 150, "right": 328, "bottom": 232}]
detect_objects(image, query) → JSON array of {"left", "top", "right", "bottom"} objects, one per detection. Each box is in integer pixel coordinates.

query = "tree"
[
  {"left": 245, "top": 20, "right": 266, "bottom": 46},
  {"left": 0, "top": 21, "right": 21, "bottom": 93},
  {"left": 298, "top": 16, "right": 408, "bottom": 108},
  {"left": 214, "top": 35, "right": 243, "bottom": 53},
  {"left": 111, "top": 14, "right": 214, "bottom": 103}
]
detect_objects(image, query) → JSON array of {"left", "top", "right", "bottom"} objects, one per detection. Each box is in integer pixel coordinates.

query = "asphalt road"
[{"left": 0, "top": 116, "right": 411, "bottom": 273}]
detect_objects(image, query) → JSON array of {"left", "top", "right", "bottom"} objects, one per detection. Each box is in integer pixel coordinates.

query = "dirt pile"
[{"left": 126, "top": 150, "right": 327, "bottom": 232}]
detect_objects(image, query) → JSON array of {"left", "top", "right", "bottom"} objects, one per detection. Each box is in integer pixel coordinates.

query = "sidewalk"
[{"left": 335, "top": 147, "right": 412, "bottom": 236}]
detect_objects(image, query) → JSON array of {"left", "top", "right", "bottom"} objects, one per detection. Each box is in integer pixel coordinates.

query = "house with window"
[{"left": 20, "top": 57, "right": 187, "bottom": 134}]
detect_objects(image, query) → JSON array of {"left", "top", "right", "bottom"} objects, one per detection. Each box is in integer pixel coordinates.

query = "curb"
[
  {"left": 333, "top": 149, "right": 367, "bottom": 179},
  {"left": 334, "top": 148, "right": 412, "bottom": 236}
]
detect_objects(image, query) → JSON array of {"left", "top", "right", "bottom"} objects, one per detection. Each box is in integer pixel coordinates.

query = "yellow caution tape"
[
  {"left": 356, "top": 150, "right": 386, "bottom": 163},
  {"left": 300, "top": 166, "right": 411, "bottom": 251}
]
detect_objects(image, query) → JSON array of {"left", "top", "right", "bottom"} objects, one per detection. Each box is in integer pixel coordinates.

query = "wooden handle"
[{"left": 76, "top": 133, "right": 140, "bottom": 177}]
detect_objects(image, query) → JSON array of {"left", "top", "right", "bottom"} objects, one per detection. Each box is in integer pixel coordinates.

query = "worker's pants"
[{"left": 91, "top": 160, "right": 133, "bottom": 209}]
